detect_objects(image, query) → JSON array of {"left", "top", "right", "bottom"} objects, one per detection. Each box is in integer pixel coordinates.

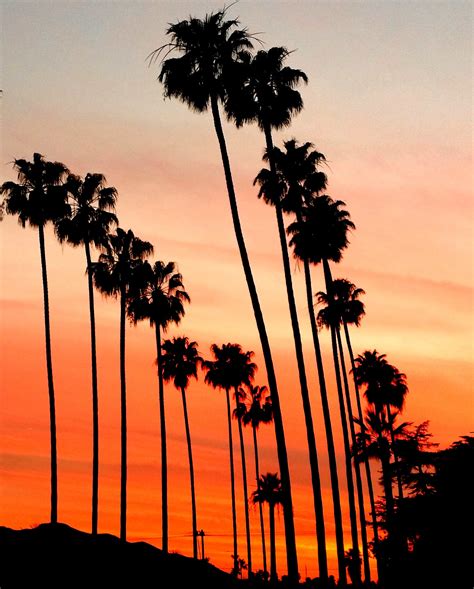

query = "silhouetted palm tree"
[
  {"left": 1, "top": 153, "right": 69, "bottom": 523},
  {"left": 251, "top": 473, "right": 284, "bottom": 583},
  {"left": 55, "top": 172, "right": 117, "bottom": 535},
  {"left": 127, "top": 261, "right": 189, "bottom": 552},
  {"left": 256, "top": 139, "right": 348, "bottom": 584},
  {"left": 288, "top": 195, "right": 361, "bottom": 584},
  {"left": 151, "top": 13, "right": 298, "bottom": 578},
  {"left": 236, "top": 49, "right": 328, "bottom": 579},
  {"left": 161, "top": 337, "right": 202, "bottom": 559},
  {"left": 91, "top": 228, "right": 153, "bottom": 541},
  {"left": 241, "top": 384, "right": 272, "bottom": 576},
  {"left": 202, "top": 343, "right": 255, "bottom": 576}
]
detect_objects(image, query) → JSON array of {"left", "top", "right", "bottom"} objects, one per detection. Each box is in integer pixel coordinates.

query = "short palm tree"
[
  {"left": 91, "top": 228, "right": 153, "bottom": 541},
  {"left": 1, "top": 153, "right": 69, "bottom": 523},
  {"left": 161, "top": 337, "right": 202, "bottom": 559},
  {"left": 127, "top": 261, "right": 189, "bottom": 552},
  {"left": 251, "top": 473, "right": 284, "bottom": 583},
  {"left": 202, "top": 343, "right": 256, "bottom": 576},
  {"left": 55, "top": 172, "right": 117, "bottom": 535},
  {"left": 151, "top": 14, "right": 298, "bottom": 578},
  {"left": 241, "top": 384, "right": 273, "bottom": 576}
]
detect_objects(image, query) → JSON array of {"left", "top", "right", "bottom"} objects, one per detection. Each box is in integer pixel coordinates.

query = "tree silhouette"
[
  {"left": 127, "top": 260, "right": 189, "bottom": 552},
  {"left": 161, "top": 337, "right": 202, "bottom": 559},
  {"left": 55, "top": 172, "right": 117, "bottom": 535},
  {"left": 1, "top": 153, "right": 69, "bottom": 524},
  {"left": 151, "top": 13, "right": 298, "bottom": 578},
  {"left": 91, "top": 228, "right": 153, "bottom": 541},
  {"left": 251, "top": 473, "right": 284, "bottom": 583}
]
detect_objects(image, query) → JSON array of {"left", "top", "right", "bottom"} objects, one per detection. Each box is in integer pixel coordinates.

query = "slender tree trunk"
[
  {"left": 225, "top": 388, "right": 238, "bottom": 573},
  {"left": 235, "top": 392, "right": 252, "bottom": 576},
  {"left": 269, "top": 504, "right": 277, "bottom": 583},
  {"left": 263, "top": 123, "right": 328, "bottom": 582},
  {"left": 336, "top": 328, "right": 370, "bottom": 584},
  {"left": 386, "top": 404, "right": 404, "bottom": 500},
  {"left": 181, "top": 387, "right": 197, "bottom": 559},
  {"left": 343, "top": 323, "right": 381, "bottom": 562},
  {"left": 253, "top": 426, "right": 267, "bottom": 575},
  {"left": 85, "top": 241, "right": 99, "bottom": 535},
  {"left": 38, "top": 224, "right": 58, "bottom": 524},
  {"left": 155, "top": 325, "right": 168, "bottom": 553},
  {"left": 119, "top": 285, "right": 127, "bottom": 541},
  {"left": 210, "top": 94, "right": 298, "bottom": 580},
  {"left": 302, "top": 241, "right": 347, "bottom": 586},
  {"left": 322, "top": 259, "right": 360, "bottom": 580}
]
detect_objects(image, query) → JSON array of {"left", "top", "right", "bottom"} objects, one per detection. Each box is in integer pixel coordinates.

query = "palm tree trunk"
[
  {"left": 181, "top": 387, "right": 197, "bottom": 559},
  {"left": 302, "top": 239, "right": 347, "bottom": 586},
  {"left": 322, "top": 259, "right": 360, "bottom": 578},
  {"left": 252, "top": 426, "right": 267, "bottom": 575},
  {"left": 155, "top": 325, "right": 168, "bottom": 553},
  {"left": 225, "top": 388, "right": 238, "bottom": 573},
  {"left": 119, "top": 284, "right": 127, "bottom": 541},
  {"left": 210, "top": 94, "right": 298, "bottom": 581},
  {"left": 85, "top": 240, "right": 99, "bottom": 536},
  {"left": 269, "top": 503, "right": 277, "bottom": 583},
  {"left": 263, "top": 123, "right": 328, "bottom": 582},
  {"left": 38, "top": 224, "right": 58, "bottom": 524},
  {"left": 235, "top": 392, "right": 252, "bottom": 576},
  {"left": 343, "top": 322, "right": 381, "bottom": 562},
  {"left": 336, "top": 328, "right": 370, "bottom": 583},
  {"left": 386, "top": 404, "right": 404, "bottom": 500}
]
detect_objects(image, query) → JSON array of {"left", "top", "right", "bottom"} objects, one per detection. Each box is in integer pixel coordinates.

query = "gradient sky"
[{"left": 1, "top": 0, "right": 472, "bottom": 580}]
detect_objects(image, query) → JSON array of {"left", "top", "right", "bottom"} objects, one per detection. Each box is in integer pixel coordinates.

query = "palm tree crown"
[
  {"left": 316, "top": 278, "right": 366, "bottom": 329},
  {"left": 161, "top": 337, "right": 202, "bottom": 390},
  {"left": 202, "top": 343, "right": 256, "bottom": 391},
  {"left": 251, "top": 472, "right": 283, "bottom": 508},
  {"left": 241, "top": 384, "right": 273, "bottom": 430}
]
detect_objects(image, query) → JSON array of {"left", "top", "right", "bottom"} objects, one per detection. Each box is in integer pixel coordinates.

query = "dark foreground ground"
[{"left": 0, "top": 523, "right": 240, "bottom": 589}]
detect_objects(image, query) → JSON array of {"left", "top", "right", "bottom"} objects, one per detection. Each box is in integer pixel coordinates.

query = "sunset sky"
[{"left": 0, "top": 0, "right": 472, "bottom": 580}]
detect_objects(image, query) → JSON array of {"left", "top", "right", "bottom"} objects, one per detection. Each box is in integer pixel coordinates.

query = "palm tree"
[
  {"left": 151, "top": 13, "right": 298, "bottom": 578},
  {"left": 55, "top": 172, "right": 117, "bottom": 535},
  {"left": 161, "top": 337, "right": 202, "bottom": 559},
  {"left": 256, "top": 139, "right": 348, "bottom": 584},
  {"left": 317, "top": 279, "right": 380, "bottom": 573},
  {"left": 202, "top": 343, "right": 256, "bottom": 576},
  {"left": 241, "top": 384, "right": 273, "bottom": 576},
  {"left": 288, "top": 195, "right": 361, "bottom": 585},
  {"left": 127, "top": 261, "right": 189, "bottom": 552},
  {"left": 232, "top": 47, "right": 328, "bottom": 580},
  {"left": 1, "top": 153, "right": 69, "bottom": 523},
  {"left": 91, "top": 228, "right": 153, "bottom": 541},
  {"left": 251, "top": 473, "right": 284, "bottom": 583}
]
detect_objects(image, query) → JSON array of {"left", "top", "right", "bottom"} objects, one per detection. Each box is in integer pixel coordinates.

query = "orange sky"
[{"left": 0, "top": 0, "right": 472, "bottom": 580}]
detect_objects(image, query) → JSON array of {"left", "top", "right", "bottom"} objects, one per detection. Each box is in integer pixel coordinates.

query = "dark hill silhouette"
[{"left": 0, "top": 523, "right": 239, "bottom": 589}]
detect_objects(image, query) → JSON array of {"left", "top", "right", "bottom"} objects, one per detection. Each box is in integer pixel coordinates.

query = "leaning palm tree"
[
  {"left": 127, "top": 261, "right": 189, "bottom": 552},
  {"left": 91, "top": 228, "right": 153, "bottom": 541},
  {"left": 161, "top": 337, "right": 202, "bottom": 559},
  {"left": 288, "top": 195, "right": 361, "bottom": 585},
  {"left": 55, "top": 172, "right": 117, "bottom": 535},
  {"left": 151, "top": 13, "right": 298, "bottom": 578},
  {"left": 230, "top": 47, "right": 328, "bottom": 580},
  {"left": 251, "top": 473, "right": 284, "bottom": 583},
  {"left": 202, "top": 343, "right": 256, "bottom": 576},
  {"left": 1, "top": 153, "right": 69, "bottom": 523},
  {"left": 241, "top": 384, "right": 273, "bottom": 576}
]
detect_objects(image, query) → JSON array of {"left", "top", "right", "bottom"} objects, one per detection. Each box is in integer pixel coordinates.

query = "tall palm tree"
[
  {"left": 202, "top": 343, "right": 256, "bottom": 576},
  {"left": 151, "top": 13, "right": 298, "bottom": 578},
  {"left": 251, "top": 473, "right": 284, "bottom": 583},
  {"left": 127, "top": 261, "right": 189, "bottom": 552},
  {"left": 1, "top": 153, "right": 69, "bottom": 523},
  {"left": 241, "top": 384, "right": 273, "bottom": 576},
  {"left": 288, "top": 195, "right": 361, "bottom": 585},
  {"left": 91, "top": 228, "right": 153, "bottom": 541},
  {"left": 256, "top": 139, "right": 348, "bottom": 584},
  {"left": 55, "top": 172, "right": 117, "bottom": 535},
  {"left": 161, "top": 337, "right": 202, "bottom": 559},
  {"left": 317, "top": 279, "right": 381, "bottom": 570},
  {"left": 230, "top": 47, "right": 328, "bottom": 580}
]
